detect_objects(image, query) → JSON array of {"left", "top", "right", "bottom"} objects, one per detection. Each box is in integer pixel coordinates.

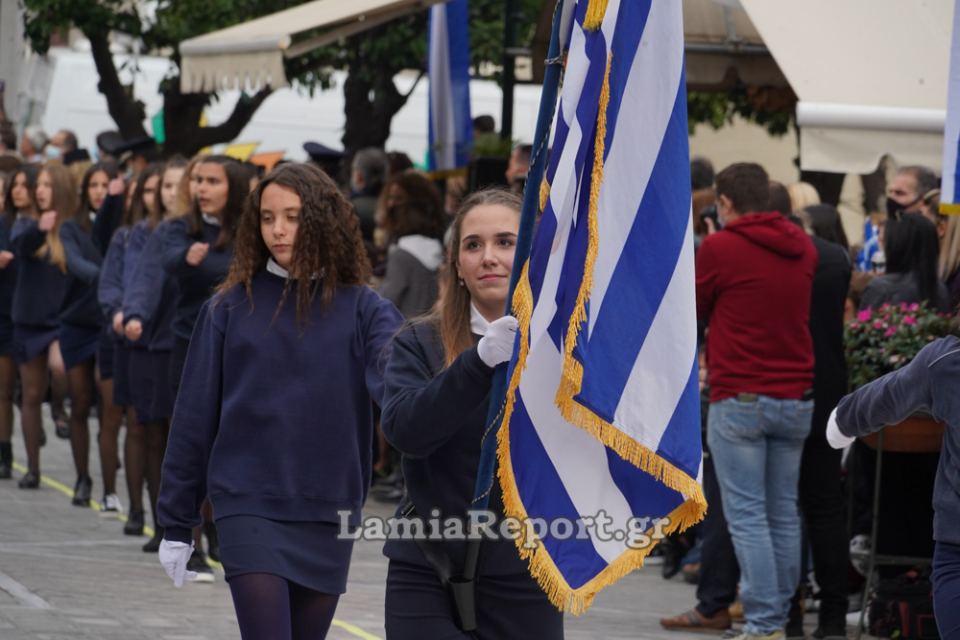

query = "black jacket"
[
  {"left": 809, "top": 236, "right": 851, "bottom": 431},
  {"left": 381, "top": 322, "right": 527, "bottom": 575}
]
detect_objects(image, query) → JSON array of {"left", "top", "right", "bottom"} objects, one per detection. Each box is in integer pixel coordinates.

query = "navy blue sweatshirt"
[
  {"left": 835, "top": 336, "right": 960, "bottom": 544},
  {"left": 59, "top": 219, "right": 103, "bottom": 328},
  {"left": 10, "top": 216, "right": 68, "bottom": 328},
  {"left": 123, "top": 220, "right": 178, "bottom": 351},
  {"left": 98, "top": 227, "right": 129, "bottom": 323},
  {"left": 157, "top": 270, "right": 403, "bottom": 543},
  {"left": 381, "top": 322, "right": 527, "bottom": 575},
  {"left": 161, "top": 217, "right": 233, "bottom": 341},
  {"left": 0, "top": 213, "right": 19, "bottom": 322},
  {"left": 91, "top": 194, "right": 123, "bottom": 256}
]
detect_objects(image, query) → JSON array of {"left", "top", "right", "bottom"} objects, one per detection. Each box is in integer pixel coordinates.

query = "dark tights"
[
  {"left": 124, "top": 409, "right": 145, "bottom": 513},
  {"left": 96, "top": 372, "right": 123, "bottom": 495},
  {"left": 66, "top": 359, "right": 94, "bottom": 479},
  {"left": 144, "top": 420, "right": 168, "bottom": 525},
  {"left": 228, "top": 573, "right": 339, "bottom": 640},
  {"left": 19, "top": 352, "right": 49, "bottom": 473},
  {"left": 0, "top": 355, "right": 16, "bottom": 447}
]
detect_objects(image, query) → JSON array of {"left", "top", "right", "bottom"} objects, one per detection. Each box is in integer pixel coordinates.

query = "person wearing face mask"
[
  {"left": 885, "top": 165, "right": 938, "bottom": 216},
  {"left": 380, "top": 188, "right": 564, "bottom": 639},
  {"left": 156, "top": 163, "right": 402, "bottom": 639},
  {"left": 19, "top": 126, "right": 48, "bottom": 165}
]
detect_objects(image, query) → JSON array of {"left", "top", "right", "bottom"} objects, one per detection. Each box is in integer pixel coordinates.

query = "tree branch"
[
  {"left": 85, "top": 28, "right": 147, "bottom": 139},
  {"left": 193, "top": 87, "right": 274, "bottom": 149}
]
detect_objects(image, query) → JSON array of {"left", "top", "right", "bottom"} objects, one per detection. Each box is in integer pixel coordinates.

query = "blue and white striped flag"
[
  {"left": 941, "top": 0, "right": 960, "bottom": 214},
  {"left": 496, "top": 0, "right": 706, "bottom": 613},
  {"left": 856, "top": 219, "right": 880, "bottom": 271},
  {"left": 427, "top": 0, "right": 472, "bottom": 172}
]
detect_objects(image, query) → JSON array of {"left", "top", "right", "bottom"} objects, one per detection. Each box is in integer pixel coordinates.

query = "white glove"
[
  {"left": 825, "top": 408, "right": 855, "bottom": 450},
  {"left": 477, "top": 316, "right": 519, "bottom": 367},
  {"left": 159, "top": 539, "right": 196, "bottom": 587}
]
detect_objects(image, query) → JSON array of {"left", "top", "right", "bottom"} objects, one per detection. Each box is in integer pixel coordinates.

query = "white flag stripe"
[
  {"left": 519, "top": 334, "right": 634, "bottom": 565},
  {"left": 428, "top": 5, "right": 456, "bottom": 170},
  {"left": 587, "top": 0, "right": 685, "bottom": 336},
  {"left": 613, "top": 215, "right": 697, "bottom": 446}
]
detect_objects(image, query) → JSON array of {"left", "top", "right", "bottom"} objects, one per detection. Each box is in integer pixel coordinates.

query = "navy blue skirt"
[
  {"left": 217, "top": 515, "right": 354, "bottom": 595},
  {"left": 113, "top": 343, "right": 132, "bottom": 407},
  {"left": 128, "top": 349, "right": 173, "bottom": 423},
  {"left": 13, "top": 323, "right": 58, "bottom": 364},
  {"left": 59, "top": 323, "right": 100, "bottom": 370},
  {"left": 0, "top": 317, "right": 14, "bottom": 357},
  {"left": 97, "top": 331, "right": 115, "bottom": 380}
]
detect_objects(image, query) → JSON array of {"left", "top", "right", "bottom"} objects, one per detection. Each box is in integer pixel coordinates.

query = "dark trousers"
[
  {"left": 796, "top": 417, "right": 849, "bottom": 628},
  {"left": 169, "top": 336, "right": 190, "bottom": 402},
  {"left": 933, "top": 541, "right": 960, "bottom": 640},
  {"left": 695, "top": 453, "right": 740, "bottom": 618},
  {"left": 385, "top": 560, "right": 563, "bottom": 640}
]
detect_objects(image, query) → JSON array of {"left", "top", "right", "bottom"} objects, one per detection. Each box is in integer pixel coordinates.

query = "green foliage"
[
  {"left": 844, "top": 302, "right": 960, "bottom": 390},
  {"left": 687, "top": 87, "right": 795, "bottom": 137}
]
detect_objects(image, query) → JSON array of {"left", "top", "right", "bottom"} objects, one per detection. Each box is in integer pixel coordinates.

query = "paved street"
[{"left": 1, "top": 410, "right": 857, "bottom": 639}]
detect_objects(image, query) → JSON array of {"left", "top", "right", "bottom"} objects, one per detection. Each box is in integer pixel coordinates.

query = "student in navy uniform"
[
  {"left": 122, "top": 157, "right": 186, "bottom": 553},
  {"left": 381, "top": 189, "right": 564, "bottom": 639},
  {"left": 827, "top": 336, "right": 960, "bottom": 639},
  {"left": 82, "top": 164, "right": 128, "bottom": 517},
  {"left": 157, "top": 163, "right": 402, "bottom": 639},
  {"left": 97, "top": 171, "right": 151, "bottom": 532},
  {"left": 160, "top": 154, "right": 248, "bottom": 579},
  {"left": 0, "top": 167, "right": 29, "bottom": 479},
  {"left": 11, "top": 164, "right": 71, "bottom": 488}
]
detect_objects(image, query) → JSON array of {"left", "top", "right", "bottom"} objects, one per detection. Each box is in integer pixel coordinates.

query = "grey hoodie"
[{"left": 835, "top": 336, "right": 960, "bottom": 544}]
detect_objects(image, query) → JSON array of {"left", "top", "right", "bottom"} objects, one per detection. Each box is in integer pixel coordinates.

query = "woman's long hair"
[
  {"left": 802, "top": 204, "right": 850, "bottom": 250},
  {"left": 174, "top": 154, "right": 206, "bottom": 217},
  {"left": 939, "top": 214, "right": 960, "bottom": 284},
  {"left": 38, "top": 163, "right": 81, "bottom": 272},
  {"left": 432, "top": 188, "right": 521, "bottom": 367},
  {"left": 219, "top": 162, "right": 371, "bottom": 328},
  {"left": 3, "top": 165, "right": 38, "bottom": 219},
  {"left": 129, "top": 163, "right": 165, "bottom": 230},
  {"left": 379, "top": 171, "right": 446, "bottom": 243},
  {"left": 187, "top": 155, "right": 249, "bottom": 249},
  {"left": 152, "top": 155, "right": 189, "bottom": 229},
  {"left": 885, "top": 212, "right": 943, "bottom": 307},
  {"left": 79, "top": 161, "right": 118, "bottom": 216}
]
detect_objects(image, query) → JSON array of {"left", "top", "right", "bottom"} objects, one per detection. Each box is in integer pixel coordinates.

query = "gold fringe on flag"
[
  {"left": 583, "top": 0, "right": 609, "bottom": 31},
  {"left": 494, "top": 46, "right": 707, "bottom": 618}
]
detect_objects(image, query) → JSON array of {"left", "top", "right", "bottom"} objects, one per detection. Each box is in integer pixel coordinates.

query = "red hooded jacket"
[{"left": 696, "top": 212, "right": 817, "bottom": 402}]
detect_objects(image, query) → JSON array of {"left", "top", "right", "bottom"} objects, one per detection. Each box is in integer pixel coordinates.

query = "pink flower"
[
  {"left": 908, "top": 303, "right": 920, "bottom": 311},
  {"left": 884, "top": 327, "right": 897, "bottom": 337},
  {"left": 873, "top": 320, "right": 885, "bottom": 330},
  {"left": 857, "top": 309, "right": 872, "bottom": 322},
  {"left": 903, "top": 315, "right": 917, "bottom": 326}
]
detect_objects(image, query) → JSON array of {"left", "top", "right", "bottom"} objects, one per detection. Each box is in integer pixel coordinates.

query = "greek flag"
[
  {"left": 856, "top": 219, "right": 880, "bottom": 271},
  {"left": 941, "top": 0, "right": 960, "bottom": 214},
  {"left": 496, "top": 0, "right": 706, "bottom": 613},
  {"left": 427, "top": 0, "right": 472, "bottom": 172}
]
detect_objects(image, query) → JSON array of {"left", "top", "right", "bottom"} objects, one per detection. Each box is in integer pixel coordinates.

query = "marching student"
[
  {"left": 159, "top": 154, "right": 249, "bottom": 579},
  {"left": 157, "top": 162, "right": 402, "bottom": 639},
  {"left": 56, "top": 161, "right": 109, "bottom": 508},
  {"left": 122, "top": 157, "right": 186, "bottom": 553},
  {"left": 0, "top": 167, "right": 31, "bottom": 479},
  {"left": 97, "top": 170, "right": 151, "bottom": 532},
  {"left": 11, "top": 164, "right": 70, "bottom": 489},
  {"left": 380, "top": 188, "right": 563, "bottom": 639}
]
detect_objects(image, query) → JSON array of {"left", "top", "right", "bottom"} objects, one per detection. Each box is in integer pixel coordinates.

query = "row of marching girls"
[{"left": 98, "top": 154, "right": 254, "bottom": 579}]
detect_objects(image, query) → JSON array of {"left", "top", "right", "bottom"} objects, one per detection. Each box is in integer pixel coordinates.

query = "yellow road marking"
[{"left": 9, "top": 462, "right": 382, "bottom": 640}]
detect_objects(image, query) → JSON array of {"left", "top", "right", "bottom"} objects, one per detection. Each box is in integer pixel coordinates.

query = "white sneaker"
[
  {"left": 726, "top": 632, "right": 785, "bottom": 640},
  {"left": 99, "top": 493, "right": 124, "bottom": 519}
]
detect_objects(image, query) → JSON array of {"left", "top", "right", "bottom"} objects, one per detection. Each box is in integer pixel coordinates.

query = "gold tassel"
[
  {"left": 583, "top": 0, "right": 609, "bottom": 31},
  {"left": 539, "top": 176, "right": 551, "bottom": 213}
]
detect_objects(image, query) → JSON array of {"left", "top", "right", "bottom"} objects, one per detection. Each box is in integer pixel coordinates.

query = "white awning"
[
  {"left": 179, "top": 0, "right": 444, "bottom": 93},
  {"left": 740, "top": 0, "right": 953, "bottom": 174}
]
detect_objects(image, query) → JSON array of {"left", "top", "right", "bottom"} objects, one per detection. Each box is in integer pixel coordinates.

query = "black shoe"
[
  {"left": 812, "top": 626, "right": 848, "bottom": 639},
  {"left": 124, "top": 510, "right": 145, "bottom": 536},
  {"left": 71, "top": 475, "right": 92, "bottom": 507},
  {"left": 187, "top": 550, "right": 215, "bottom": 583},
  {"left": 142, "top": 527, "right": 163, "bottom": 553},
  {"left": 18, "top": 471, "right": 40, "bottom": 488},
  {"left": 55, "top": 417, "right": 70, "bottom": 439},
  {"left": 0, "top": 460, "right": 10, "bottom": 479}
]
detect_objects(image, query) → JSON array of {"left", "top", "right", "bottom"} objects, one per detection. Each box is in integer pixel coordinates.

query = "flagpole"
[{"left": 470, "top": 0, "right": 566, "bottom": 513}]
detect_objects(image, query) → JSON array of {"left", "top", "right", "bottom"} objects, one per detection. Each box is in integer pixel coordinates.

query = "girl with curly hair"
[{"left": 157, "top": 162, "right": 402, "bottom": 638}]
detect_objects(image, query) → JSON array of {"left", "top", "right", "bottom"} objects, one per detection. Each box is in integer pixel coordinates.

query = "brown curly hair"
[{"left": 220, "top": 162, "right": 371, "bottom": 328}]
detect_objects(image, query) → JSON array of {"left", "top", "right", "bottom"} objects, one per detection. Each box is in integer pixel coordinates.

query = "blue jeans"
[{"left": 707, "top": 395, "right": 813, "bottom": 635}]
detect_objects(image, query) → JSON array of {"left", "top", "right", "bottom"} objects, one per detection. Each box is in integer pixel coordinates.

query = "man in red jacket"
[{"left": 696, "top": 163, "right": 817, "bottom": 640}]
